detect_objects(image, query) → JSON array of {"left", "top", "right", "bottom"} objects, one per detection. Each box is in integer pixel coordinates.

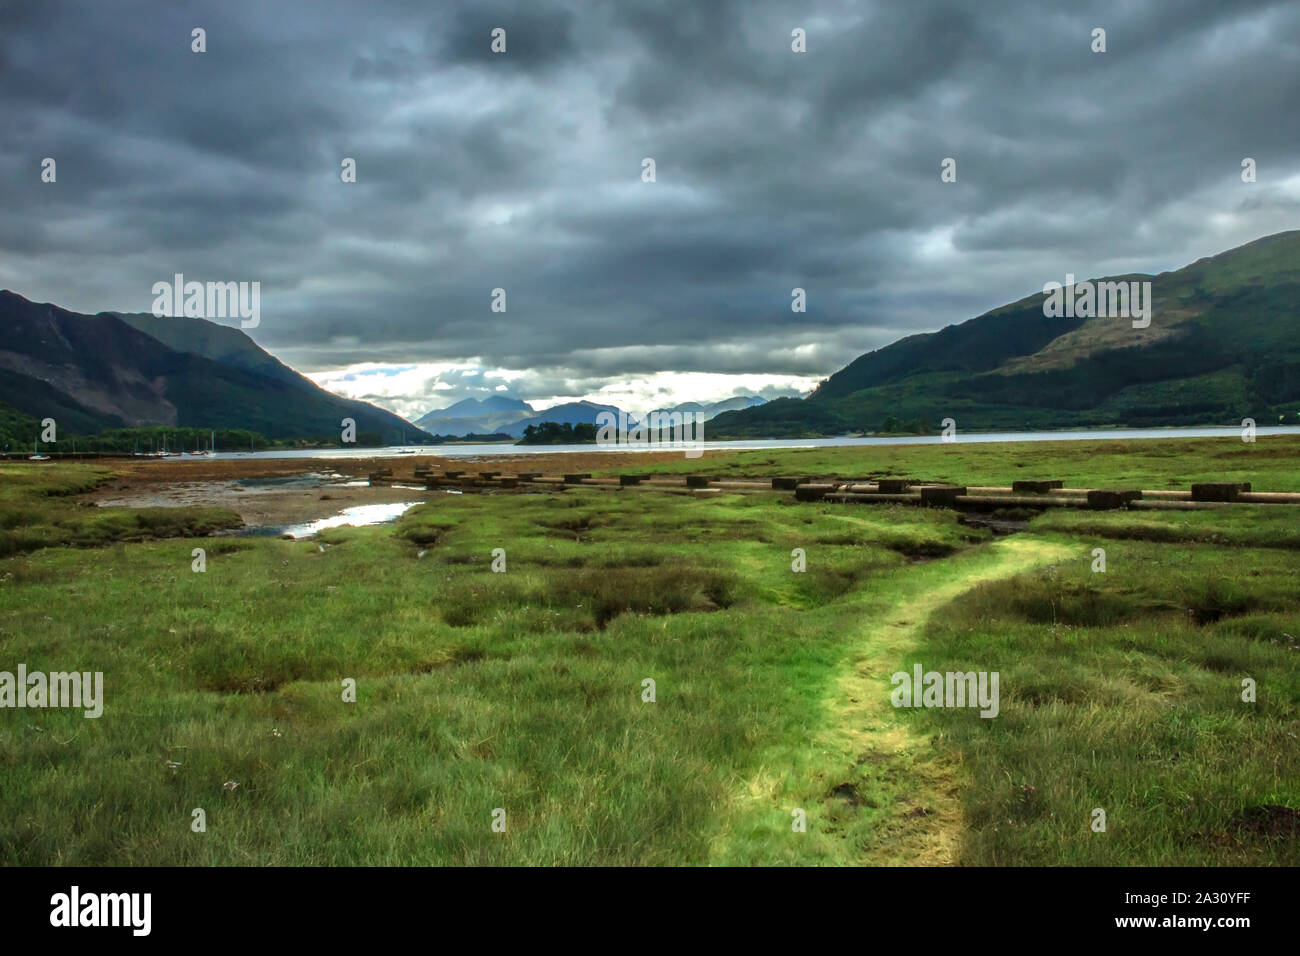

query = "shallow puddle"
[{"left": 249, "top": 501, "right": 423, "bottom": 538}]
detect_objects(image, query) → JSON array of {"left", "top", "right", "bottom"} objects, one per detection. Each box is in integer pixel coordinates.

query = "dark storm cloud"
[
  {"left": 2, "top": 0, "right": 1299, "bottom": 412},
  {"left": 435, "top": 1, "right": 578, "bottom": 69}
]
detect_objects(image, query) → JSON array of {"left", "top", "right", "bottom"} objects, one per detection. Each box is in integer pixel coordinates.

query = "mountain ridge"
[
  {"left": 0, "top": 290, "right": 426, "bottom": 441},
  {"left": 415, "top": 394, "right": 767, "bottom": 438},
  {"left": 710, "top": 229, "right": 1300, "bottom": 436}
]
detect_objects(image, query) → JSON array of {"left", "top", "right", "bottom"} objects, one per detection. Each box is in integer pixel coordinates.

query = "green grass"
[
  {"left": 0, "top": 448, "right": 1296, "bottom": 865},
  {"left": 615, "top": 433, "right": 1300, "bottom": 492},
  {"left": 912, "top": 517, "right": 1300, "bottom": 864},
  {"left": 0, "top": 464, "right": 241, "bottom": 557},
  {"left": 0, "top": 489, "right": 945, "bottom": 864}
]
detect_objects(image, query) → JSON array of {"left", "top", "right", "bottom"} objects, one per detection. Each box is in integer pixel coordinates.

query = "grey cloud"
[
  {"left": 1, "top": 0, "right": 1298, "bottom": 411},
  {"left": 434, "top": 1, "right": 577, "bottom": 69}
]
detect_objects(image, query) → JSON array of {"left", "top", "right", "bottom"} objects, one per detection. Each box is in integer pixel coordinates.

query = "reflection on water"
[{"left": 249, "top": 501, "right": 422, "bottom": 539}]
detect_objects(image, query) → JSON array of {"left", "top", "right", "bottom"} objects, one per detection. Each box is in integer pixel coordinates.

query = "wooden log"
[
  {"left": 836, "top": 483, "right": 879, "bottom": 494},
  {"left": 1237, "top": 492, "right": 1300, "bottom": 504},
  {"left": 685, "top": 475, "right": 715, "bottom": 488},
  {"left": 919, "top": 484, "right": 967, "bottom": 505},
  {"left": 515, "top": 472, "right": 541, "bottom": 481},
  {"left": 1190, "top": 482, "right": 1251, "bottom": 502},
  {"left": 1011, "top": 479, "right": 1063, "bottom": 493},
  {"left": 563, "top": 473, "right": 591, "bottom": 484},
  {"left": 795, "top": 485, "right": 830, "bottom": 502},
  {"left": 1130, "top": 499, "right": 1228, "bottom": 511},
  {"left": 1086, "top": 489, "right": 1142, "bottom": 510},
  {"left": 478, "top": 471, "right": 501, "bottom": 480},
  {"left": 954, "top": 494, "right": 1083, "bottom": 510},
  {"left": 876, "top": 478, "right": 915, "bottom": 494}
]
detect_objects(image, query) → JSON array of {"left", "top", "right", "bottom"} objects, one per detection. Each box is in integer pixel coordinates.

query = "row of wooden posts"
[{"left": 362, "top": 468, "right": 1299, "bottom": 511}]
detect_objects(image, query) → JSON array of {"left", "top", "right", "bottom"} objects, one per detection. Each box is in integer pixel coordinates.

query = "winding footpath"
[{"left": 714, "top": 535, "right": 1075, "bottom": 865}]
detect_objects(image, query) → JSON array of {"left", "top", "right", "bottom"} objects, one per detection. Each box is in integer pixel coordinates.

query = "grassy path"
[{"left": 713, "top": 535, "right": 1075, "bottom": 865}]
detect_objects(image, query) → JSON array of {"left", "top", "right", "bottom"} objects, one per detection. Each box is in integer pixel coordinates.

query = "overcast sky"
[{"left": 3, "top": 0, "right": 1299, "bottom": 421}]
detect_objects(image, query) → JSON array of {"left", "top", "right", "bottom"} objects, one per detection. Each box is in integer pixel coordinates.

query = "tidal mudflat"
[{"left": 90, "top": 471, "right": 432, "bottom": 534}]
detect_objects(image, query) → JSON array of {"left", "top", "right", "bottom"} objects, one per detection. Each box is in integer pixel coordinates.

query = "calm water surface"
[
  {"left": 246, "top": 501, "right": 424, "bottom": 539},
  {"left": 208, "top": 425, "right": 1300, "bottom": 462}
]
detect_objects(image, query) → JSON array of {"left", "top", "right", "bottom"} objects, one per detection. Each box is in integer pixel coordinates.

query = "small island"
[{"left": 516, "top": 422, "right": 598, "bottom": 445}]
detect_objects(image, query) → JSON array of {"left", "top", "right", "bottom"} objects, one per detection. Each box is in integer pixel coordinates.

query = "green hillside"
[
  {"left": 0, "top": 291, "right": 427, "bottom": 442},
  {"left": 113, "top": 310, "right": 304, "bottom": 387},
  {"left": 712, "top": 230, "right": 1300, "bottom": 436},
  {"left": 0, "top": 399, "right": 42, "bottom": 451}
]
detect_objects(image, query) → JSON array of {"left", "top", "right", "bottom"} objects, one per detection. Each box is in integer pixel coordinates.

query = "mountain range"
[
  {"left": 414, "top": 395, "right": 767, "bottom": 438},
  {"left": 710, "top": 230, "right": 1300, "bottom": 436},
  {"left": 0, "top": 291, "right": 769, "bottom": 445},
  {"left": 5, "top": 229, "right": 1296, "bottom": 446},
  {"left": 413, "top": 395, "right": 537, "bottom": 436},
  {"left": 0, "top": 291, "right": 422, "bottom": 442}
]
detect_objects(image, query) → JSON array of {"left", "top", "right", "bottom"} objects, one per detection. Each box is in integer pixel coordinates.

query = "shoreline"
[
  {"left": 12, "top": 423, "right": 1300, "bottom": 463},
  {"left": 79, "top": 450, "right": 702, "bottom": 531}
]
